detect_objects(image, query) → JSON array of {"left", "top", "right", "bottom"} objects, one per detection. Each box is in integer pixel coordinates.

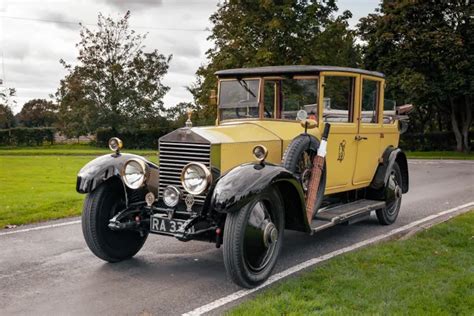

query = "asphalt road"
[{"left": 1, "top": 160, "right": 473, "bottom": 315}]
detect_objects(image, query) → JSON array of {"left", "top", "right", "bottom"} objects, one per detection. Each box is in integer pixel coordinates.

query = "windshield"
[{"left": 219, "top": 79, "right": 259, "bottom": 120}]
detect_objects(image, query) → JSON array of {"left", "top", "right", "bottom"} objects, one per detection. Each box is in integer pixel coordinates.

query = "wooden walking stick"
[{"left": 306, "top": 123, "right": 331, "bottom": 223}]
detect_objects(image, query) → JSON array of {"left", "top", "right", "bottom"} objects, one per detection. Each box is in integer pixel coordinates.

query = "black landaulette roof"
[{"left": 215, "top": 65, "right": 384, "bottom": 78}]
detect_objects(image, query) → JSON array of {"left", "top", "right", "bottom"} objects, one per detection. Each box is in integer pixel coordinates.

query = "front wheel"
[
  {"left": 82, "top": 179, "right": 148, "bottom": 262},
  {"left": 223, "top": 187, "right": 284, "bottom": 288}
]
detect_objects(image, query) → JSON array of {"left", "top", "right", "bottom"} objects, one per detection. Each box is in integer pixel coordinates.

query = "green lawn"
[
  {"left": 0, "top": 155, "right": 90, "bottom": 228},
  {"left": 230, "top": 211, "right": 474, "bottom": 315},
  {"left": 406, "top": 151, "right": 474, "bottom": 160},
  {"left": 0, "top": 152, "right": 157, "bottom": 228},
  {"left": 0, "top": 144, "right": 156, "bottom": 156}
]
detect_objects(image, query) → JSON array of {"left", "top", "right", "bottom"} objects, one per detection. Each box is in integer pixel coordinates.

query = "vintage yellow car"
[{"left": 76, "top": 66, "right": 409, "bottom": 288}]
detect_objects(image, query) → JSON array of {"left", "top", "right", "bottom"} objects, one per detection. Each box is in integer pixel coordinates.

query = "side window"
[
  {"left": 263, "top": 81, "right": 276, "bottom": 118},
  {"left": 281, "top": 79, "right": 318, "bottom": 120},
  {"left": 323, "top": 76, "right": 355, "bottom": 123},
  {"left": 361, "top": 79, "right": 380, "bottom": 123}
]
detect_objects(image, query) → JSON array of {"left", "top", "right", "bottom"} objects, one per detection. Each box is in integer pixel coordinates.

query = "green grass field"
[
  {"left": 0, "top": 144, "right": 156, "bottom": 156},
  {"left": 0, "top": 155, "right": 90, "bottom": 228},
  {"left": 0, "top": 146, "right": 158, "bottom": 228},
  {"left": 229, "top": 211, "right": 474, "bottom": 315}
]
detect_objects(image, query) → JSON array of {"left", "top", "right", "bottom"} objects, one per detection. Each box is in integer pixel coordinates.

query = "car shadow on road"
[{"left": 89, "top": 216, "right": 382, "bottom": 289}]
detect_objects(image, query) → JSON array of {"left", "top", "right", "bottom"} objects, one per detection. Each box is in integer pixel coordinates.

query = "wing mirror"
[
  {"left": 297, "top": 109, "right": 317, "bottom": 131},
  {"left": 300, "top": 119, "right": 317, "bottom": 130}
]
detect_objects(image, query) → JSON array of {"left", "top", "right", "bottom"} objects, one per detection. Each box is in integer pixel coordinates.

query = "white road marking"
[
  {"left": 182, "top": 201, "right": 474, "bottom": 316},
  {"left": 0, "top": 220, "right": 81, "bottom": 236}
]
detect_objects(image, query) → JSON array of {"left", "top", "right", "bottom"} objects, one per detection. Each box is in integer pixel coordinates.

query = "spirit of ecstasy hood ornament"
[{"left": 185, "top": 107, "right": 193, "bottom": 128}]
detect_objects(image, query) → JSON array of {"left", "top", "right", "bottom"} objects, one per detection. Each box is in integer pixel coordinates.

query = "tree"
[
  {"left": 358, "top": 0, "right": 473, "bottom": 152},
  {"left": 17, "top": 99, "right": 58, "bottom": 127},
  {"left": 57, "top": 11, "right": 172, "bottom": 136},
  {"left": 0, "top": 88, "right": 17, "bottom": 129},
  {"left": 0, "top": 104, "right": 15, "bottom": 129},
  {"left": 191, "top": 0, "right": 361, "bottom": 124}
]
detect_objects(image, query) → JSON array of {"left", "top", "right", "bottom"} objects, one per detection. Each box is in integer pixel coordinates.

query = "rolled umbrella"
[{"left": 306, "top": 123, "right": 331, "bottom": 223}]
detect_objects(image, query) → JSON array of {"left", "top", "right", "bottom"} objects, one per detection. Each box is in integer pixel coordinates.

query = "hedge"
[
  {"left": 95, "top": 127, "right": 173, "bottom": 149},
  {"left": 0, "top": 127, "right": 56, "bottom": 146},
  {"left": 400, "top": 131, "right": 473, "bottom": 151}
]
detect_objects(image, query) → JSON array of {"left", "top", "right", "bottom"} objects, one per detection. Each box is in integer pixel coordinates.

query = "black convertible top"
[{"left": 215, "top": 65, "right": 384, "bottom": 78}]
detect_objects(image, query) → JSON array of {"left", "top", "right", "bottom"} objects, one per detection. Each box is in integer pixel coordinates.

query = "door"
[
  {"left": 353, "top": 76, "right": 384, "bottom": 185},
  {"left": 319, "top": 72, "right": 359, "bottom": 193}
]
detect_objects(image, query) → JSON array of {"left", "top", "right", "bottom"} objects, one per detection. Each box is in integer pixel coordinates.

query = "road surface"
[{"left": 1, "top": 160, "right": 473, "bottom": 315}]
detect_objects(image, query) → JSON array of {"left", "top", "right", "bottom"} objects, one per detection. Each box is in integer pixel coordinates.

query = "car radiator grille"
[{"left": 158, "top": 141, "right": 211, "bottom": 204}]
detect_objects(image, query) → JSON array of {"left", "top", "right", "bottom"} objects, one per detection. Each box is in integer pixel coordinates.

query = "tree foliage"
[
  {"left": 57, "top": 11, "right": 171, "bottom": 137},
  {"left": 192, "top": 0, "right": 361, "bottom": 124},
  {"left": 358, "top": 0, "right": 473, "bottom": 151},
  {"left": 17, "top": 99, "right": 58, "bottom": 127},
  {"left": 0, "top": 88, "right": 17, "bottom": 129}
]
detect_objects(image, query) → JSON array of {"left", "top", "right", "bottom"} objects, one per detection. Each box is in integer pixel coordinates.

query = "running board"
[{"left": 311, "top": 199, "right": 386, "bottom": 233}]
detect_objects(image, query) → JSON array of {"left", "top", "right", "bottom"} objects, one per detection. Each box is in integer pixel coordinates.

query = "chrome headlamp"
[
  {"left": 108, "top": 137, "right": 123, "bottom": 152},
  {"left": 163, "top": 186, "right": 181, "bottom": 207},
  {"left": 180, "top": 162, "right": 212, "bottom": 195},
  {"left": 122, "top": 158, "right": 148, "bottom": 189}
]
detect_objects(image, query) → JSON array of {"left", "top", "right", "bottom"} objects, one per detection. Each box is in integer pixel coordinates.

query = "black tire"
[
  {"left": 282, "top": 135, "right": 326, "bottom": 216},
  {"left": 376, "top": 162, "right": 402, "bottom": 225},
  {"left": 223, "top": 187, "right": 284, "bottom": 288},
  {"left": 82, "top": 179, "right": 148, "bottom": 262}
]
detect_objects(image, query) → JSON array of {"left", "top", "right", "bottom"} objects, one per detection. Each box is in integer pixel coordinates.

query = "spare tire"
[{"left": 282, "top": 135, "right": 326, "bottom": 217}]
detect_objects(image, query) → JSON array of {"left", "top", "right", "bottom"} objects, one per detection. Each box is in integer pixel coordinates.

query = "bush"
[
  {"left": 0, "top": 127, "right": 56, "bottom": 146},
  {"left": 96, "top": 127, "right": 173, "bottom": 149},
  {"left": 400, "top": 131, "right": 474, "bottom": 151}
]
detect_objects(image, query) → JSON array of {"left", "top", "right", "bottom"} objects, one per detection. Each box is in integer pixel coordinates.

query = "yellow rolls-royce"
[{"left": 76, "top": 66, "right": 410, "bottom": 288}]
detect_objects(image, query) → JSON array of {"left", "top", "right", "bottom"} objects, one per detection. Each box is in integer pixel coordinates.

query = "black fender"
[
  {"left": 370, "top": 147, "right": 409, "bottom": 193},
  {"left": 210, "top": 163, "right": 310, "bottom": 233},
  {"left": 76, "top": 153, "right": 159, "bottom": 194}
]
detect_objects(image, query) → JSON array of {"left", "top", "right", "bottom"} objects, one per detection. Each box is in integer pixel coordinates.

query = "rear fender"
[
  {"left": 210, "top": 163, "right": 310, "bottom": 233},
  {"left": 370, "top": 147, "right": 409, "bottom": 193},
  {"left": 76, "top": 153, "right": 159, "bottom": 194}
]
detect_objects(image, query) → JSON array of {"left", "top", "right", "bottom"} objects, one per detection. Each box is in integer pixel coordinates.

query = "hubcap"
[
  {"left": 263, "top": 222, "right": 278, "bottom": 248},
  {"left": 243, "top": 201, "right": 278, "bottom": 272},
  {"left": 386, "top": 172, "right": 401, "bottom": 216}
]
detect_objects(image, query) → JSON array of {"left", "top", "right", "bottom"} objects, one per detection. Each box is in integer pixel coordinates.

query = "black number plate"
[{"left": 150, "top": 215, "right": 188, "bottom": 234}]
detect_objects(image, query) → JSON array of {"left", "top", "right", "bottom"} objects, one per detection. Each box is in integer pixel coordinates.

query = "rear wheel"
[
  {"left": 376, "top": 162, "right": 402, "bottom": 225},
  {"left": 82, "top": 179, "right": 148, "bottom": 262},
  {"left": 223, "top": 187, "right": 284, "bottom": 288}
]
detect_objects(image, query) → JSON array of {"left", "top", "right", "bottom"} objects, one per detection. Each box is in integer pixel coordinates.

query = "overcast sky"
[{"left": 0, "top": 0, "right": 378, "bottom": 113}]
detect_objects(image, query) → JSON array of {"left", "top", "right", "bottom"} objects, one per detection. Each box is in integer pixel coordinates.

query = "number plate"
[{"left": 150, "top": 215, "right": 187, "bottom": 234}]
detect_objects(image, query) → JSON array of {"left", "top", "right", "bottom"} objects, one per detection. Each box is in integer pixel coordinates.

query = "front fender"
[
  {"left": 76, "top": 153, "right": 158, "bottom": 193},
  {"left": 209, "top": 162, "right": 309, "bottom": 231}
]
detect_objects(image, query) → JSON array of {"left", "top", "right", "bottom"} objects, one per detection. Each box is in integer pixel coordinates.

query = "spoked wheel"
[
  {"left": 376, "top": 162, "right": 403, "bottom": 225},
  {"left": 223, "top": 187, "right": 284, "bottom": 288},
  {"left": 82, "top": 179, "right": 148, "bottom": 262}
]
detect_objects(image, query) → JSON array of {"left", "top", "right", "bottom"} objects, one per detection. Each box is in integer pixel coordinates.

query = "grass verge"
[
  {"left": 0, "top": 154, "right": 157, "bottom": 228},
  {"left": 229, "top": 211, "right": 474, "bottom": 315},
  {"left": 406, "top": 151, "right": 474, "bottom": 160},
  {"left": 0, "top": 144, "right": 156, "bottom": 156}
]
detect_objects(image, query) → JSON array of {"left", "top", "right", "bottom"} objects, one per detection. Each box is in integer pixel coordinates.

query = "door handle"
[{"left": 355, "top": 135, "right": 368, "bottom": 141}]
